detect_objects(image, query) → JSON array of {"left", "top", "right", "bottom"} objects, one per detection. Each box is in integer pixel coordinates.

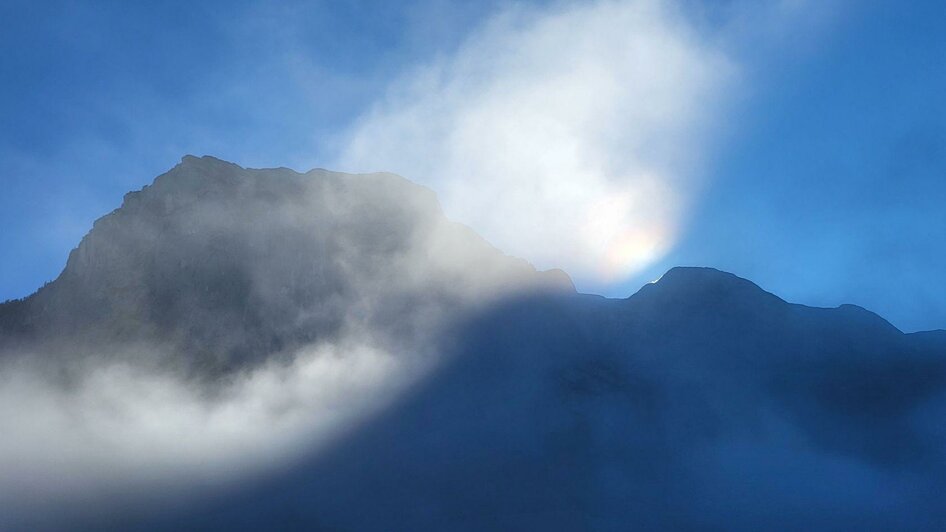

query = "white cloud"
[
  {"left": 0, "top": 341, "right": 416, "bottom": 523},
  {"left": 337, "top": 0, "right": 735, "bottom": 285}
]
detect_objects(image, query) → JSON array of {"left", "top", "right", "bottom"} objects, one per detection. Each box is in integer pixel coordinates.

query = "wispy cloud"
[{"left": 337, "top": 0, "right": 735, "bottom": 285}]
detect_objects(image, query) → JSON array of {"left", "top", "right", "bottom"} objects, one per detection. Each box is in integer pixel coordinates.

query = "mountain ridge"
[
  {"left": 0, "top": 155, "right": 571, "bottom": 376},
  {"left": 2, "top": 155, "right": 946, "bottom": 530}
]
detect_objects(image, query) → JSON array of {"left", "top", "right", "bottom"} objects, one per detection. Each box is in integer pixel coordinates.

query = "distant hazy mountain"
[{"left": 1, "top": 157, "right": 944, "bottom": 530}]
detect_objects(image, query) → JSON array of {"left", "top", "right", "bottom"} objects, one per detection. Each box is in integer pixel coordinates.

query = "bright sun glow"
[{"left": 338, "top": 0, "right": 733, "bottom": 284}]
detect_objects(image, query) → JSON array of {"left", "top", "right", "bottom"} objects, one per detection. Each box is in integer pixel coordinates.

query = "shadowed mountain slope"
[{"left": 144, "top": 267, "right": 946, "bottom": 531}]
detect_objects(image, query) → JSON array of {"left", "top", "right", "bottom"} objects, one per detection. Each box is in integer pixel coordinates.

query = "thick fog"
[{"left": 0, "top": 341, "right": 405, "bottom": 523}]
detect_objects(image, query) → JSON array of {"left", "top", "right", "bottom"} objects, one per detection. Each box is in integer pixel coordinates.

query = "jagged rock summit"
[{"left": 0, "top": 155, "right": 571, "bottom": 374}]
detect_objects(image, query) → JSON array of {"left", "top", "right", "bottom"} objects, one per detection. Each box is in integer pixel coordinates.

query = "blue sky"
[{"left": 1, "top": 0, "right": 944, "bottom": 331}]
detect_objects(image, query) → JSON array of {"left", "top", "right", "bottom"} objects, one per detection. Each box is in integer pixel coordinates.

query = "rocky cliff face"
[{"left": 0, "top": 155, "right": 571, "bottom": 375}]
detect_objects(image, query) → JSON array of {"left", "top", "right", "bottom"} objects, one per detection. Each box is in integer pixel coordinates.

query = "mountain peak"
[
  {"left": 169, "top": 154, "right": 245, "bottom": 180},
  {"left": 4, "top": 156, "right": 564, "bottom": 374},
  {"left": 626, "top": 266, "right": 786, "bottom": 319},
  {"left": 643, "top": 266, "right": 775, "bottom": 299},
  {"left": 178, "top": 154, "right": 236, "bottom": 168},
  {"left": 654, "top": 266, "right": 744, "bottom": 285}
]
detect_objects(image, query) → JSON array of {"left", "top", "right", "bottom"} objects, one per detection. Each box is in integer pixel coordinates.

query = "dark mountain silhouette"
[
  {"left": 1, "top": 157, "right": 945, "bottom": 530},
  {"left": 142, "top": 268, "right": 946, "bottom": 531}
]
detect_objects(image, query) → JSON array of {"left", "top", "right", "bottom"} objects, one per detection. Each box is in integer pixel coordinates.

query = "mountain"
[
  {"left": 0, "top": 155, "right": 570, "bottom": 377},
  {"left": 146, "top": 266, "right": 946, "bottom": 531},
  {"left": 1, "top": 157, "right": 945, "bottom": 530}
]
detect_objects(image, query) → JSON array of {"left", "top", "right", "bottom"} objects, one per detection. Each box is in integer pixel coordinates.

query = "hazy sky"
[{"left": 1, "top": 0, "right": 944, "bottom": 331}]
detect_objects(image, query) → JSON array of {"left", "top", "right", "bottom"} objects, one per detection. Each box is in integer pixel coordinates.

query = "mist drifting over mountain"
[
  {"left": 0, "top": 157, "right": 944, "bottom": 530},
  {"left": 0, "top": 156, "right": 571, "bottom": 526}
]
